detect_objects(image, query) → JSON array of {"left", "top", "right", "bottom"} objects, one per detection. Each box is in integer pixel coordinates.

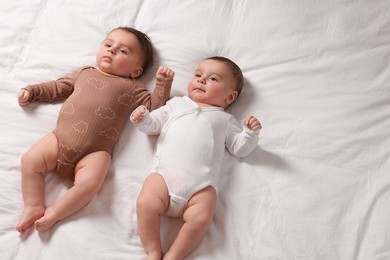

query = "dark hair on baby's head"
[
  {"left": 113, "top": 27, "right": 154, "bottom": 77},
  {"left": 205, "top": 56, "right": 244, "bottom": 96}
]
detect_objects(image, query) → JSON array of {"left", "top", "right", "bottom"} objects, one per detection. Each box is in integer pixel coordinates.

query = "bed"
[{"left": 1, "top": 0, "right": 390, "bottom": 259}]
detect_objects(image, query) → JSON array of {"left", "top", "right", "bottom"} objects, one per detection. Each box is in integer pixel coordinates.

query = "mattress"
[{"left": 1, "top": 0, "right": 389, "bottom": 259}]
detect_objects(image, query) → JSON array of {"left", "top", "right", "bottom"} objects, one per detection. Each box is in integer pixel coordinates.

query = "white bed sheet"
[{"left": 1, "top": 1, "right": 390, "bottom": 259}]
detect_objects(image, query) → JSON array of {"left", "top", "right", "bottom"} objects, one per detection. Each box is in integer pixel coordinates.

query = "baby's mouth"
[
  {"left": 194, "top": 85, "right": 204, "bottom": 92},
  {"left": 103, "top": 56, "right": 112, "bottom": 62}
]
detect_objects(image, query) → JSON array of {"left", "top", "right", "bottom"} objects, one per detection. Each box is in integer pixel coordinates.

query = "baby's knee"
[
  {"left": 191, "top": 209, "right": 214, "bottom": 228},
  {"left": 136, "top": 194, "right": 149, "bottom": 213},
  {"left": 136, "top": 193, "right": 163, "bottom": 215},
  {"left": 20, "top": 150, "right": 38, "bottom": 173},
  {"left": 84, "top": 181, "right": 100, "bottom": 194},
  {"left": 77, "top": 175, "right": 105, "bottom": 194}
]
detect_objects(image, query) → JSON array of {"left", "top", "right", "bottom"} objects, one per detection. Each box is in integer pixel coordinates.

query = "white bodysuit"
[{"left": 132, "top": 96, "right": 259, "bottom": 216}]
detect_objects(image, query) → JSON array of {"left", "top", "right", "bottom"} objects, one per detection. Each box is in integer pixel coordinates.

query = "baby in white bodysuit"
[{"left": 131, "top": 56, "right": 262, "bottom": 260}]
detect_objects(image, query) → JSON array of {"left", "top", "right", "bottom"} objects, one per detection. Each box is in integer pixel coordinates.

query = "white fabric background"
[{"left": 0, "top": 1, "right": 389, "bottom": 259}]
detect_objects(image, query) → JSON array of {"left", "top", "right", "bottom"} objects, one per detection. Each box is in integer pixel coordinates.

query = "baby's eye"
[
  {"left": 104, "top": 43, "right": 111, "bottom": 48},
  {"left": 194, "top": 73, "right": 201, "bottom": 77},
  {"left": 209, "top": 77, "right": 217, "bottom": 81},
  {"left": 119, "top": 49, "right": 127, "bottom": 55}
]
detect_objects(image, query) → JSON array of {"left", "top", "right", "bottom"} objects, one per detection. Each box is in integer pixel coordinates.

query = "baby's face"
[
  {"left": 188, "top": 59, "right": 238, "bottom": 108},
  {"left": 96, "top": 29, "right": 143, "bottom": 78}
]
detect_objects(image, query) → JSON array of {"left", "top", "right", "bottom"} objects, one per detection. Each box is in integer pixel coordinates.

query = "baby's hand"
[
  {"left": 156, "top": 66, "right": 175, "bottom": 81},
  {"left": 243, "top": 115, "right": 262, "bottom": 132},
  {"left": 18, "top": 89, "right": 30, "bottom": 107},
  {"left": 131, "top": 106, "right": 147, "bottom": 123}
]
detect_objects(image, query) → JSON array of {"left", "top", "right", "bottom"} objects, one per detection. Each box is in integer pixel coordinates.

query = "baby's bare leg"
[
  {"left": 137, "top": 173, "right": 169, "bottom": 260},
  {"left": 16, "top": 133, "right": 59, "bottom": 233},
  {"left": 164, "top": 186, "right": 217, "bottom": 260},
  {"left": 35, "top": 151, "right": 110, "bottom": 231}
]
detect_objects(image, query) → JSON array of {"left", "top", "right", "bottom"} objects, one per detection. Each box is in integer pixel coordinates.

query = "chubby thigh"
[
  {"left": 184, "top": 186, "right": 217, "bottom": 225},
  {"left": 137, "top": 173, "right": 217, "bottom": 220},
  {"left": 21, "top": 133, "right": 60, "bottom": 174},
  {"left": 137, "top": 173, "right": 170, "bottom": 215},
  {"left": 22, "top": 133, "right": 111, "bottom": 182},
  {"left": 73, "top": 150, "right": 111, "bottom": 190}
]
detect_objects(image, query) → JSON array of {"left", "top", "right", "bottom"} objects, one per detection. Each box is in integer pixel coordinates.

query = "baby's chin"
[{"left": 97, "top": 66, "right": 129, "bottom": 78}]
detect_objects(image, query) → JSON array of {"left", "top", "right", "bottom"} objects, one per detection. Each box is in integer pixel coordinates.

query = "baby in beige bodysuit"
[{"left": 16, "top": 27, "right": 174, "bottom": 233}]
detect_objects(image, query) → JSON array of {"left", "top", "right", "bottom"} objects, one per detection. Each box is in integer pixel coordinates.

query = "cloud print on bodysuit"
[
  {"left": 72, "top": 121, "right": 88, "bottom": 133},
  {"left": 95, "top": 106, "right": 116, "bottom": 119},
  {"left": 61, "top": 103, "right": 75, "bottom": 115},
  {"left": 59, "top": 143, "right": 82, "bottom": 163},
  {"left": 100, "top": 127, "right": 119, "bottom": 141},
  {"left": 117, "top": 94, "right": 134, "bottom": 108},
  {"left": 86, "top": 78, "right": 110, "bottom": 89}
]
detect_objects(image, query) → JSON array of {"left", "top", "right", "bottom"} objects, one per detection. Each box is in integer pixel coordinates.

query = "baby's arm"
[
  {"left": 148, "top": 66, "right": 175, "bottom": 111},
  {"left": 130, "top": 100, "right": 171, "bottom": 135},
  {"left": 226, "top": 115, "right": 262, "bottom": 158},
  {"left": 243, "top": 115, "right": 262, "bottom": 132},
  {"left": 18, "top": 89, "right": 31, "bottom": 106},
  {"left": 16, "top": 68, "right": 82, "bottom": 106}
]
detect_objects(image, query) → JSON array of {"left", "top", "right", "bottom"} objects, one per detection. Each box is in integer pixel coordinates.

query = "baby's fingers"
[
  {"left": 18, "top": 89, "right": 30, "bottom": 106},
  {"left": 131, "top": 113, "right": 142, "bottom": 122},
  {"left": 165, "top": 68, "right": 175, "bottom": 79},
  {"left": 243, "top": 116, "right": 262, "bottom": 131},
  {"left": 157, "top": 66, "right": 175, "bottom": 80},
  {"left": 131, "top": 106, "right": 146, "bottom": 122}
]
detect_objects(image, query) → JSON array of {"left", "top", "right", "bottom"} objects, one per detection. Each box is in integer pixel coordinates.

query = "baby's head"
[
  {"left": 96, "top": 27, "right": 153, "bottom": 78},
  {"left": 188, "top": 56, "right": 244, "bottom": 108}
]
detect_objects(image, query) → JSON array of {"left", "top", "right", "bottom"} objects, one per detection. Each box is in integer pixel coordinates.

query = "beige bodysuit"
[{"left": 25, "top": 66, "right": 172, "bottom": 180}]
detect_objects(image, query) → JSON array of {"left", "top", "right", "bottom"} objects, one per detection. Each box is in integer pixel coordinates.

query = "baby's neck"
[
  {"left": 189, "top": 98, "right": 225, "bottom": 109},
  {"left": 96, "top": 67, "right": 127, "bottom": 78}
]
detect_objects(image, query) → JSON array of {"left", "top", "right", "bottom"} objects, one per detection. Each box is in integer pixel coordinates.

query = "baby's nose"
[{"left": 197, "top": 77, "right": 205, "bottom": 84}]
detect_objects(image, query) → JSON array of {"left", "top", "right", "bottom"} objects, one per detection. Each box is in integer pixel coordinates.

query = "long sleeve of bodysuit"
[
  {"left": 24, "top": 70, "right": 80, "bottom": 102},
  {"left": 130, "top": 103, "right": 170, "bottom": 135},
  {"left": 23, "top": 69, "right": 82, "bottom": 103},
  {"left": 24, "top": 68, "right": 172, "bottom": 111},
  {"left": 133, "top": 76, "right": 173, "bottom": 112},
  {"left": 225, "top": 116, "right": 260, "bottom": 158}
]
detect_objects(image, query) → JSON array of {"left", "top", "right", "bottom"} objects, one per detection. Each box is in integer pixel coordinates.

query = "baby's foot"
[
  {"left": 16, "top": 206, "right": 45, "bottom": 233},
  {"left": 34, "top": 206, "right": 58, "bottom": 231}
]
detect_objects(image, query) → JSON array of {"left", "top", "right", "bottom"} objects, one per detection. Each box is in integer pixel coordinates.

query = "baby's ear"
[
  {"left": 225, "top": 90, "right": 238, "bottom": 106},
  {"left": 131, "top": 67, "right": 143, "bottom": 78}
]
